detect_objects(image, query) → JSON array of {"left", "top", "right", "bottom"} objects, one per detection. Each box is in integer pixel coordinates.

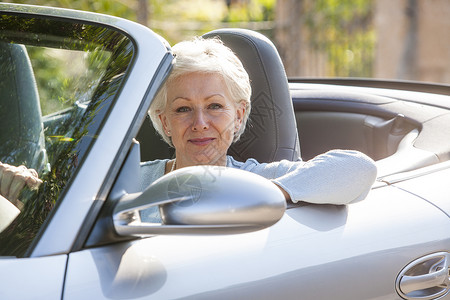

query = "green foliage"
[
  {"left": 28, "top": 46, "right": 112, "bottom": 115},
  {"left": 4, "top": 0, "right": 374, "bottom": 78},
  {"left": 0, "top": 11, "right": 119, "bottom": 116},
  {"left": 226, "top": 0, "right": 275, "bottom": 23},
  {"left": 3, "top": 0, "right": 135, "bottom": 19},
  {"left": 27, "top": 47, "right": 71, "bottom": 115},
  {"left": 304, "top": 0, "right": 375, "bottom": 77}
]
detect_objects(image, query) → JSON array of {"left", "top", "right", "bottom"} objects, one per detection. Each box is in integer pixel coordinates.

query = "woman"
[{"left": 141, "top": 37, "right": 377, "bottom": 207}]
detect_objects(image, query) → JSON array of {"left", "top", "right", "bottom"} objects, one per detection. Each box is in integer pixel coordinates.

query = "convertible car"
[{"left": 0, "top": 3, "right": 448, "bottom": 300}]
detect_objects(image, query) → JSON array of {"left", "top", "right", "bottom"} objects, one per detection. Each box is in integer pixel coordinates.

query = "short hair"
[{"left": 148, "top": 37, "right": 251, "bottom": 147}]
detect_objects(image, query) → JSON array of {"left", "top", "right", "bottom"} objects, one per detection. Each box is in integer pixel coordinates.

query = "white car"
[{"left": 0, "top": 3, "right": 448, "bottom": 300}]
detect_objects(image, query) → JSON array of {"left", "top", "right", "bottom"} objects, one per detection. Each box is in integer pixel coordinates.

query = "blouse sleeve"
[{"left": 240, "top": 150, "right": 377, "bottom": 205}]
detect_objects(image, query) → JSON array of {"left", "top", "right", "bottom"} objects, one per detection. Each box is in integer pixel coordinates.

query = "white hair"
[{"left": 148, "top": 37, "right": 251, "bottom": 147}]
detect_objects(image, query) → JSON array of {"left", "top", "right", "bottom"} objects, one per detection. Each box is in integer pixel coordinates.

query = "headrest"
[
  {"left": 203, "top": 29, "right": 301, "bottom": 162},
  {"left": 0, "top": 42, "right": 46, "bottom": 171}
]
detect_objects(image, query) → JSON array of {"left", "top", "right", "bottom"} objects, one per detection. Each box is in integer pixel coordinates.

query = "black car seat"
[
  {"left": 137, "top": 29, "right": 300, "bottom": 163},
  {"left": 0, "top": 42, "right": 47, "bottom": 172},
  {"left": 203, "top": 28, "right": 301, "bottom": 162}
]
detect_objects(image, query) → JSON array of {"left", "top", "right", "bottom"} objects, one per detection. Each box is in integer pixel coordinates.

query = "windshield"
[{"left": 0, "top": 13, "right": 134, "bottom": 257}]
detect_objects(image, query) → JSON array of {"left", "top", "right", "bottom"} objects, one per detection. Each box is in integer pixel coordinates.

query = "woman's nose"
[{"left": 192, "top": 109, "right": 209, "bottom": 131}]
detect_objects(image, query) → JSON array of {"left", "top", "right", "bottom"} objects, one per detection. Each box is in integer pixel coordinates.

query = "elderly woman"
[{"left": 140, "top": 37, "right": 377, "bottom": 207}]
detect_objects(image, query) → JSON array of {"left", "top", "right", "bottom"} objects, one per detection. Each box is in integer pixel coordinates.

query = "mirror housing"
[{"left": 113, "top": 166, "right": 286, "bottom": 236}]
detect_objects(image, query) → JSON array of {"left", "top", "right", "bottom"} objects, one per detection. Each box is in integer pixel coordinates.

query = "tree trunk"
[
  {"left": 275, "top": 0, "right": 304, "bottom": 77},
  {"left": 136, "top": 0, "right": 149, "bottom": 26},
  {"left": 275, "top": 0, "right": 328, "bottom": 77},
  {"left": 398, "top": 0, "right": 418, "bottom": 80}
]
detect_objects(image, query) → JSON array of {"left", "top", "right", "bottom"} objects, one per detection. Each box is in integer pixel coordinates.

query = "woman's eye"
[
  {"left": 176, "top": 106, "right": 190, "bottom": 113},
  {"left": 209, "top": 103, "right": 223, "bottom": 109}
]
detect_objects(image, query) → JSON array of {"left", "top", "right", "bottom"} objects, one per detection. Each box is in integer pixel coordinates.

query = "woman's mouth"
[{"left": 188, "top": 137, "right": 216, "bottom": 146}]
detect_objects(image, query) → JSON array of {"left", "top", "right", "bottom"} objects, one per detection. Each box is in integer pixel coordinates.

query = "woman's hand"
[{"left": 0, "top": 162, "right": 42, "bottom": 207}]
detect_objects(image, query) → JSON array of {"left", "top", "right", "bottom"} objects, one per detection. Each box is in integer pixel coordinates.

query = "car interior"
[
  {"left": 2, "top": 23, "right": 445, "bottom": 184},
  {"left": 2, "top": 25, "right": 448, "bottom": 191},
  {"left": 2, "top": 24, "right": 447, "bottom": 186},
  {"left": 135, "top": 28, "right": 448, "bottom": 180},
  {"left": 291, "top": 86, "right": 449, "bottom": 177}
]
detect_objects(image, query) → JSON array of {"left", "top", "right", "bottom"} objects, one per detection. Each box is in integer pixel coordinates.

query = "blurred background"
[{"left": 2, "top": 0, "right": 450, "bottom": 84}]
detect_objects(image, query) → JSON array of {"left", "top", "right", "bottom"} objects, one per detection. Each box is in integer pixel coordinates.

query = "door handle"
[
  {"left": 396, "top": 252, "right": 449, "bottom": 300},
  {"left": 400, "top": 266, "right": 448, "bottom": 294}
]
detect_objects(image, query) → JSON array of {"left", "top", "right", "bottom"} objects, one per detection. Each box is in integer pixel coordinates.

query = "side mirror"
[{"left": 113, "top": 166, "right": 286, "bottom": 236}]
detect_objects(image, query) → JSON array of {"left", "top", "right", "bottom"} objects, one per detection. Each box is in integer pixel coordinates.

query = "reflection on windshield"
[{"left": 0, "top": 14, "right": 134, "bottom": 257}]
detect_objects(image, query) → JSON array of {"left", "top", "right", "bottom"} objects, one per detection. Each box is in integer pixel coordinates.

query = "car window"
[{"left": 0, "top": 13, "right": 134, "bottom": 257}]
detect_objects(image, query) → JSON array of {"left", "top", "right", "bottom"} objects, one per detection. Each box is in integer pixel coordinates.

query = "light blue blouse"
[{"left": 140, "top": 150, "right": 377, "bottom": 210}]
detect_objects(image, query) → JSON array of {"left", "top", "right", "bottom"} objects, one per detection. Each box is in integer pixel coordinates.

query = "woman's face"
[{"left": 159, "top": 72, "right": 245, "bottom": 167}]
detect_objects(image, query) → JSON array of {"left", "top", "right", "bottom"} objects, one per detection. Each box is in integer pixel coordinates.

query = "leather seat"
[
  {"left": 203, "top": 29, "right": 301, "bottom": 162},
  {"left": 0, "top": 42, "right": 46, "bottom": 171}
]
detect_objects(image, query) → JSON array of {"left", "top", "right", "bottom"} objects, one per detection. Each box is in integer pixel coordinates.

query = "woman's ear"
[
  {"left": 158, "top": 113, "right": 171, "bottom": 136},
  {"left": 234, "top": 101, "right": 246, "bottom": 132}
]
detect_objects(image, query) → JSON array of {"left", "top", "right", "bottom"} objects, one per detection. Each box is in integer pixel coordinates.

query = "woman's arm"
[{"left": 248, "top": 150, "right": 377, "bottom": 205}]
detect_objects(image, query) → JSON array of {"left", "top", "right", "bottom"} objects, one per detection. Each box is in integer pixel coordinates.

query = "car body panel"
[
  {"left": 0, "top": 255, "right": 67, "bottom": 300},
  {"left": 389, "top": 163, "right": 450, "bottom": 217},
  {"left": 63, "top": 185, "right": 449, "bottom": 299}
]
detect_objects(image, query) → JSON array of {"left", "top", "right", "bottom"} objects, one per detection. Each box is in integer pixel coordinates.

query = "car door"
[
  {"left": 62, "top": 174, "right": 449, "bottom": 299},
  {"left": 288, "top": 82, "right": 450, "bottom": 299}
]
